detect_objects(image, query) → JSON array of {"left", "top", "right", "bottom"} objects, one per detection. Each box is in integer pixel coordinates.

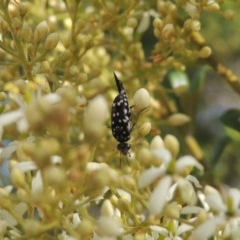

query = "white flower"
[
  {"left": 222, "top": 217, "right": 240, "bottom": 239},
  {"left": 150, "top": 220, "right": 193, "bottom": 239},
  {"left": 192, "top": 216, "right": 225, "bottom": 240}
]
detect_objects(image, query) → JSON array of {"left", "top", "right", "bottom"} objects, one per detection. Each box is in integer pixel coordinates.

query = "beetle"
[{"left": 111, "top": 72, "right": 132, "bottom": 156}]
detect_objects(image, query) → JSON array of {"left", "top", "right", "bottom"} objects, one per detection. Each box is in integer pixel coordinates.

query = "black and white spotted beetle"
[{"left": 111, "top": 72, "right": 132, "bottom": 156}]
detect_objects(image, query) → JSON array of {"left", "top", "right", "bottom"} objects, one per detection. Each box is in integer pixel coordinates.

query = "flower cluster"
[{"left": 0, "top": 0, "right": 239, "bottom": 240}]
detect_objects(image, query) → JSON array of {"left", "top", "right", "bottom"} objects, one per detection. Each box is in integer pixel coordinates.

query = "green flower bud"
[
  {"left": 44, "top": 32, "right": 59, "bottom": 50},
  {"left": 34, "top": 20, "right": 49, "bottom": 43}
]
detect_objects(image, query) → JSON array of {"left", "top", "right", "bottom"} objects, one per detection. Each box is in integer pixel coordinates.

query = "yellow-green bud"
[
  {"left": 164, "top": 134, "right": 179, "bottom": 157},
  {"left": 11, "top": 167, "right": 27, "bottom": 189},
  {"left": 206, "top": 3, "right": 220, "bottom": 11},
  {"left": 34, "top": 21, "right": 49, "bottom": 43},
  {"left": 127, "top": 18, "right": 138, "bottom": 29},
  {"left": 44, "top": 32, "right": 59, "bottom": 50},
  {"left": 43, "top": 166, "right": 66, "bottom": 188},
  {"left": 137, "top": 148, "right": 152, "bottom": 166},
  {"left": 17, "top": 188, "right": 28, "bottom": 201},
  {"left": 78, "top": 73, "right": 88, "bottom": 83},
  {"left": 191, "top": 20, "right": 201, "bottom": 31},
  {"left": 34, "top": 75, "right": 51, "bottom": 93},
  {"left": 40, "top": 61, "right": 51, "bottom": 73},
  {"left": 12, "top": 18, "right": 22, "bottom": 32},
  {"left": 76, "top": 219, "right": 94, "bottom": 238},
  {"left": 199, "top": 46, "right": 212, "bottom": 58},
  {"left": 138, "top": 122, "right": 151, "bottom": 137},
  {"left": 0, "top": 195, "right": 12, "bottom": 210},
  {"left": 133, "top": 88, "right": 151, "bottom": 113},
  {"left": 150, "top": 135, "right": 164, "bottom": 149},
  {"left": 69, "top": 65, "right": 80, "bottom": 76},
  {"left": 163, "top": 202, "right": 181, "bottom": 219},
  {"left": 167, "top": 113, "right": 191, "bottom": 126},
  {"left": 175, "top": 179, "right": 197, "bottom": 205},
  {"left": 119, "top": 175, "right": 136, "bottom": 190},
  {"left": 162, "top": 23, "right": 175, "bottom": 41},
  {"left": 19, "top": 2, "right": 30, "bottom": 17},
  {"left": 153, "top": 18, "right": 163, "bottom": 29},
  {"left": 27, "top": 43, "right": 35, "bottom": 59},
  {"left": 0, "top": 92, "right": 8, "bottom": 102},
  {"left": 84, "top": 95, "right": 108, "bottom": 140},
  {"left": 134, "top": 233, "right": 146, "bottom": 240}
]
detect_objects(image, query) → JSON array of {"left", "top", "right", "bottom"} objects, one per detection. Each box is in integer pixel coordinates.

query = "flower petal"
[
  {"left": 0, "top": 109, "right": 24, "bottom": 127},
  {"left": 151, "top": 148, "right": 172, "bottom": 166},
  {"left": 149, "top": 175, "right": 172, "bottom": 215},
  {"left": 176, "top": 155, "right": 203, "bottom": 173},
  {"left": 138, "top": 166, "right": 165, "bottom": 189},
  {"left": 192, "top": 217, "right": 225, "bottom": 240}
]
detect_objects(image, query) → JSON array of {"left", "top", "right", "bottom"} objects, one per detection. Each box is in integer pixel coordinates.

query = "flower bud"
[
  {"left": 21, "top": 23, "right": 32, "bottom": 42},
  {"left": 101, "top": 199, "right": 114, "bottom": 217},
  {"left": 153, "top": 18, "right": 163, "bottom": 29},
  {"left": 34, "top": 75, "right": 51, "bottom": 93},
  {"left": 12, "top": 18, "right": 22, "bottom": 32},
  {"left": 162, "top": 23, "right": 175, "bottom": 42},
  {"left": 137, "top": 148, "right": 152, "bottom": 166},
  {"left": 76, "top": 219, "right": 94, "bottom": 238},
  {"left": 127, "top": 18, "right": 138, "bottom": 29},
  {"left": 185, "top": 19, "right": 201, "bottom": 32},
  {"left": 175, "top": 179, "right": 196, "bottom": 205},
  {"left": 133, "top": 88, "right": 151, "bottom": 113},
  {"left": 44, "top": 32, "right": 59, "bottom": 50},
  {"left": 19, "top": 2, "right": 30, "bottom": 17},
  {"left": 0, "top": 195, "right": 12, "bottom": 210},
  {"left": 11, "top": 167, "right": 28, "bottom": 189},
  {"left": 84, "top": 95, "right": 108, "bottom": 141},
  {"left": 164, "top": 134, "right": 179, "bottom": 157},
  {"left": 138, "top": 122, "right": 151, "bottom": 137},
  {"left": 27, "top": 43, "right": 35, "bottom": 59},
  {"left": 163, "top": 202, "right": 181, "bottom": 219},
  {"left": 34, "top": 21, "right": 49, "bottom": 43},
  {"left": 78, "top": 73, "right": 88, "bottom": 83},
  {"left": 0, "top": 91, "right": 8, "bottom": 102},
  {"left": 199, "top": 46, "right": 212, "bottom": 58},
  {"left": 69, "top": 65, "right": 80, "bottom": 76},
  {"left": 43, "top": 166, "right": 66, "bottom": 188},
  {"left": 206, "top": 3, "right": 220, "bottom": 11},
  {"left": 150, "top": 135, "right": 164, "bottom": 150},
  {"left": 167, "top": 113, "right": 191, "bottom": 126}
]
